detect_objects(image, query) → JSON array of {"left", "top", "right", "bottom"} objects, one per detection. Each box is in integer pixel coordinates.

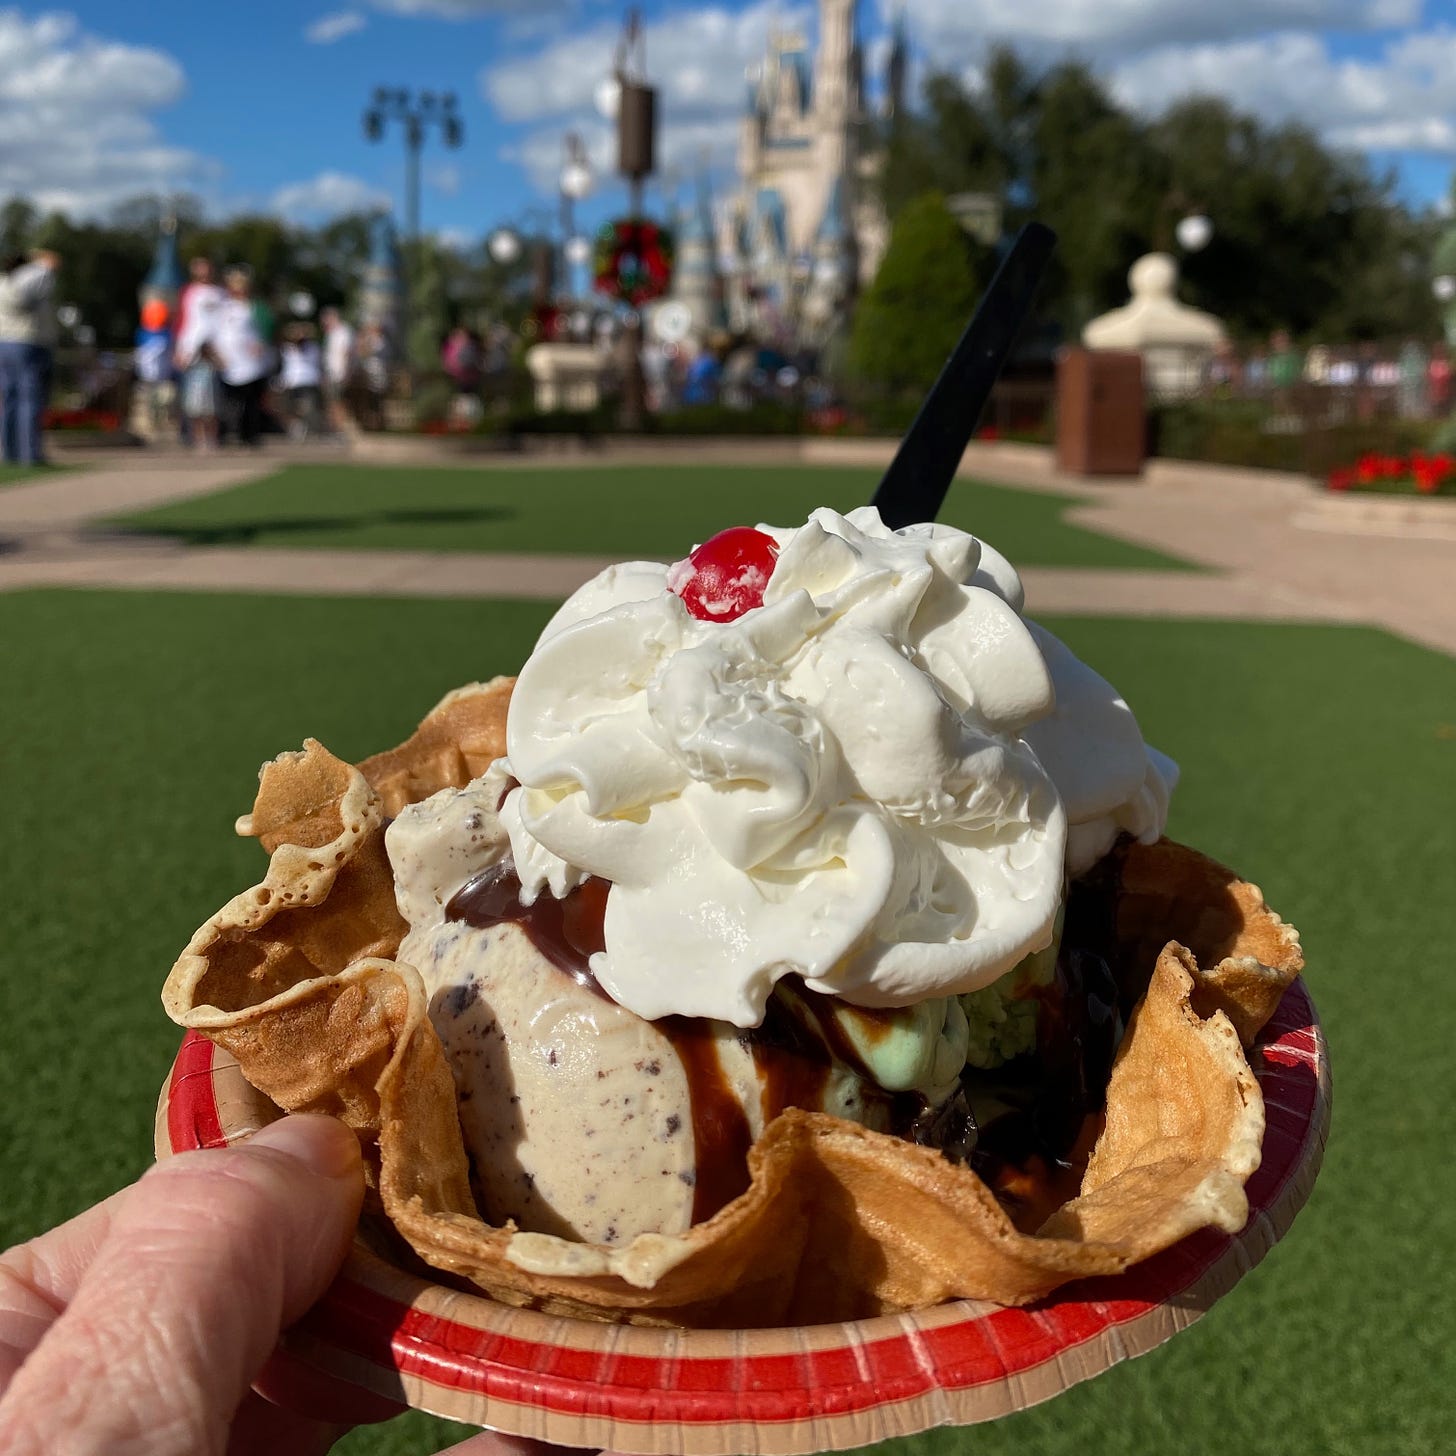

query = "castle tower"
[
  {"left": 813, "top": 0, "right": 856, "bottom": 178},
  {"left": 668, "top": 175, "right": 724, "bottom": 345},
  {"left": 729, "top": 0, "right": 891, "bottom": 347},
  {"left": 886, "top": 8, "right": 909, "bottom": 120},
  {"left": 359, "top": 211, "right": 404, "bottom": 347}
]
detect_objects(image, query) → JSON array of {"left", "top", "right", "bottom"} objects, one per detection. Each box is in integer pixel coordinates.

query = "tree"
[
  {"left": 1027, "top": 63, "right": 1158, "bottom": 335},
  {"left": 871, "top": 55, "right": 1439, "bottom": 344},
  {"left": 1151, "top": 99, "right": 1438, "bottom": 342},
  {"left": 848, "top": 192, "right": 988, "bottom": 398},
  {"left": 0, "top": 197, "right": 39, "bottom": 260},
  {"left": 406, "top": 236, "right": 451, "bottom": 374},
  {"left": 31, "top": 212, "right": 151, "bottom": 344}
]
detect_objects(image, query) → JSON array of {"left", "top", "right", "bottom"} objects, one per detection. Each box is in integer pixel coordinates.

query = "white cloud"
[
  {"left": 305, "top": 10, "right": 368, "bottom": 44},
  {"left": 270, "top": 171, "right": 391, "bottom": 222},
  {"left": 0, "top": 10, "right": 217, "bottom": 214},
  {"left": 372, "top": 0, "right": 565, "bottom": 16},
  {"left": 887, "top": 0, "right": 1419, "bottom": 59},
  {"left": 484, "top": 1, "right": 809, "bottom": 124},
  {"left": 1111, "top": 27, "right": 1456, "bottom": 157},
  {"left": 427, "top": 160, "right": 463, "bottom": 195},
  {"left": 435, "top": 224, "right": 475, "bottom": 250}
]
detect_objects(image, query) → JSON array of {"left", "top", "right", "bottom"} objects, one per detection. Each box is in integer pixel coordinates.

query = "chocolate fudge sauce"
[{"left": 446, "top": 863, "right": 1128, "bottom": 1232}]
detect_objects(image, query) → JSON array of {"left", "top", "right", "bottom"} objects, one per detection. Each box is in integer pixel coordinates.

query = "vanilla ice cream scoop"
[{"left": 388, "top": 776, "right": 928, "bottom": 1241}]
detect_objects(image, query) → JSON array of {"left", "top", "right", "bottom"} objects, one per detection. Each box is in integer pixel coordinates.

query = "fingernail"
[{"left": 248, "top": 1114, "right": 361, "bottom": 1180}]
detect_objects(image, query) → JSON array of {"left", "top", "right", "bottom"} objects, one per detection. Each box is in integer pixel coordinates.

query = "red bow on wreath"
[{"left": 593, "top": 218, "right": 674, "bottom": 306}]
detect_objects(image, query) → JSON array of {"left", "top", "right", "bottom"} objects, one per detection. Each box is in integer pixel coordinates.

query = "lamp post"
[
  {"left": 559, "top": 132, "right": 593, "bottom": 300},
  {"left": 609, "top": 9, "right": 657, "bottom": 430},
  {"left": 488, "top": 208, "right": 559, "bottom": 323},
  {"left": 362, "top": 87, "right": 463, "bottom": 243}
]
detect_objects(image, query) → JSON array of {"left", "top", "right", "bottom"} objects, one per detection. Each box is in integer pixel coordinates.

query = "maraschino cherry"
[{"left": 669, "top": 527, "right": 779, "bottom": 622}]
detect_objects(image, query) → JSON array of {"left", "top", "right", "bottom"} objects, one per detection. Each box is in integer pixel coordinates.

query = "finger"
[
  {"left": 0, "top": 1115, "right": 363, "bottom": 1456},
  {"left": 0, "top": 1189, "right": 132, "bottom": 1390}
]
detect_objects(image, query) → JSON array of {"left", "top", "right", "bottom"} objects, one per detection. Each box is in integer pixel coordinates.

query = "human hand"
[{"left": 0, "top": 1115, "right": 602, "bottom": 1456}]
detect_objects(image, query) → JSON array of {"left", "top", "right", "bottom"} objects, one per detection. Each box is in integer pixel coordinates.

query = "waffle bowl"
[
  {"left": 156, "top": 681, "right": 1328, "bottom": 1448},
  {"left": 156, "top": 982, "right": 1327, "bottom": 1452}
]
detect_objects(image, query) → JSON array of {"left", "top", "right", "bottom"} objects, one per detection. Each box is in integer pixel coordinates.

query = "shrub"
[{"left": 848, "top": 193, "right": 988, "bottom": 398}]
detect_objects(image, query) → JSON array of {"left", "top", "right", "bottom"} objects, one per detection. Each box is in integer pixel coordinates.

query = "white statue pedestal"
[
  {"left": 525, "top": 343, "right": 605, "bottom": 413},
  {"left": 1083, "top": 253, "right": 1226, "bottom": 403}
]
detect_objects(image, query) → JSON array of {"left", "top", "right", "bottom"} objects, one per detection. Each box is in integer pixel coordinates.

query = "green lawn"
[
  {"left": 2, "top": 589, "right": 1452, "bottom": 1454},
  {"left": 0, "top": 462, "right": 82, "bottom": 486},
  {"left": 105, "top": 462, "right": 1198, "bottom": 572}
]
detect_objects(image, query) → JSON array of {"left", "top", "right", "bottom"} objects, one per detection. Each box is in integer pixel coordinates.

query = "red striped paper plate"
[{"left": 155, "top": 980, "right": 1328, "bottom": 1454}]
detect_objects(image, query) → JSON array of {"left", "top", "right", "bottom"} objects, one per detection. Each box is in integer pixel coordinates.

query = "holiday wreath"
[{"left": 593, "top": 217, "right": 674, "bottom": 306}]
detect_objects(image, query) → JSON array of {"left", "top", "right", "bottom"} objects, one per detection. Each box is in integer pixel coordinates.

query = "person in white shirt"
[
  {"left": 320, "top": 306, "right": 356, "bottom": 433},
  {"left": 175, "top": 257, "right": 225, "bottom": 450},
  {"left": 207, "top": 265, "right": 275, "bottom": 446},
  {"left": 0, "top": 249, "right": 60, "bottom": 464},
  {"left": 277, "top": 324, "right": 324, "bottom": 438}
]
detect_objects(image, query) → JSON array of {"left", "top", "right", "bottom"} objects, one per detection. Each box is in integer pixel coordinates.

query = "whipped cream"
[
  {"left": 496, "top": 506, "right": 1095, "bottom": 1028},
  {"left": 393, "top": 508, "right": 1173, "bottom": 1029}
]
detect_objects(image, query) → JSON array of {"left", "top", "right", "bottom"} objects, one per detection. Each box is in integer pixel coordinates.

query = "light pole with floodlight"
[{"left": 363, "top": 87, "right": 463, "bottom": 244}]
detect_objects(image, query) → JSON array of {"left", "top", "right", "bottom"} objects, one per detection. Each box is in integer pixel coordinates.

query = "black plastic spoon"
[{"left": 869, "top": 221, "right": 1057, "bottom": 530}]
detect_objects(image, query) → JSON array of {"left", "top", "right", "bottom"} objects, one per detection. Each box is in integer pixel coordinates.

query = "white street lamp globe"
[
  {"left": 564, "top": 234, "right": 592, "bottom": 267},
  {"left": 288, "top": 290, "right": 316, "bottom": 317},
  {"left": 594, "top": 75, "right": 622, "bottom": 121},
  {"left": 811, "top": 256, "right": 845, "bottom": 291},
  {"left": 1433, "top": 274, "right": 1456, "bottom": 302},
  {"left": 488, "top": 228, "right": 522, "bottom": 265},
  {"left": 1175, "top": 213, "right": 1213, "bottom": 253},
  {"left": 560, "top": 161, "right": 593, "bottom": 201},
  {"left": 56, "top": 304, "right": 80, "bottom": 329}
]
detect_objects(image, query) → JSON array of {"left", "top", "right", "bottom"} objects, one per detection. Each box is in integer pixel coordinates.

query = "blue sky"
[{"left": 1, "top": 0, "right": 1453, "bottom": 244}]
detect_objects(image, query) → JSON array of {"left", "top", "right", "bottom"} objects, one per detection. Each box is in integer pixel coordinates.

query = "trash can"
[{"left": 1055, "top": 348, "right": 1145, "bottom": 476}]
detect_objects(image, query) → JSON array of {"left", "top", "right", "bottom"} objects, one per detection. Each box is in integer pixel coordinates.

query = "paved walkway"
[{"left": 0, "top": 442, "right": 1451, "bottom": 655}]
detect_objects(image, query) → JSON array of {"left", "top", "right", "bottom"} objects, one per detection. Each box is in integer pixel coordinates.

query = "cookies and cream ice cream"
[{"left": 385, "top": 506, "right": 1179, "bottom": 1245}]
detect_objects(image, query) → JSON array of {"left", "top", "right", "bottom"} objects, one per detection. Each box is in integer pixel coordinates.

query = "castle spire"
[
  {"left": 813, "top": 0, "right": 855, "bottom": 127},
  {"left": 886, "top": 4, "right": 908, "bottom": 120}
]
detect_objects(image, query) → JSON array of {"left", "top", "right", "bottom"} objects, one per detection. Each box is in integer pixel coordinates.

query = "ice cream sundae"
[{"left": 163, "top": 506, "right": 1302, "bottom": 1326}]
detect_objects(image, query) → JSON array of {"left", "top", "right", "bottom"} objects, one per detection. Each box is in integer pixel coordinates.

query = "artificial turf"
[
  {"left": 105, "top": 462, "right": 1199, "bottom": 572},
  {"left": 0, "top": 463, "right": 80, "bottom": 486},
  {"left": 1, "top": 588, "right": 1452, "bottom": 1455}
]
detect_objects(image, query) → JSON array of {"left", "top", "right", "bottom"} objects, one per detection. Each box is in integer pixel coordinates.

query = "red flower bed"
[
  {"left": 1327, "top": 451, "right": 1456, "bottom": 496},
  {"left": 43, "top": 408, "right": 121, "bottom": 431}
]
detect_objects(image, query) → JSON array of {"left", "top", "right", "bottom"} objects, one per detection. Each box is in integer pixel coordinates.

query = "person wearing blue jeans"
[{"left": 0, "top": 249, "right": 60, "bottom": 465}]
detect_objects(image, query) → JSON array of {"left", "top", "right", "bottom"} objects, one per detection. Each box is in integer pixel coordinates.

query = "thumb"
[{"left": 0, "top": 1115, "right": 363, "bottom": 1456}]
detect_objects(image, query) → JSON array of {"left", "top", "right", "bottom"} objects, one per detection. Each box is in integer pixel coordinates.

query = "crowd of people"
[
  {"left": 1205, "top": 330, "right": 1455, "bottom": 420},
  {"left": 0, "top": 246, "right": 396, "bottom": 462},
  {"left": 135, "top": 256, "right": 375, "bottom": 450}
]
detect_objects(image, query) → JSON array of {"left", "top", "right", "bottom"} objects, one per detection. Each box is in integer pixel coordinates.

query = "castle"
[{"left": 676, "top": 0, "right": 906, "bottom": 351}]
